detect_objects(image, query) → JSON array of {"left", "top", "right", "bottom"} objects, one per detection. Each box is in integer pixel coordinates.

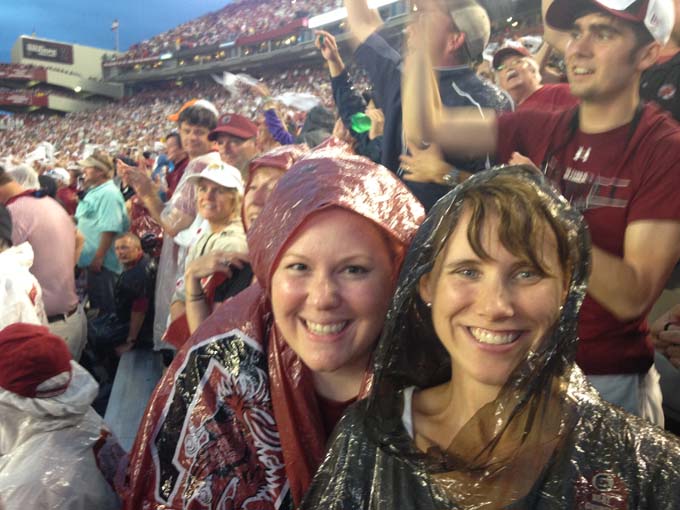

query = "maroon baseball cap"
[
  {"left": 208, "top": 113, "right": 258, "bottom": 141},
  {"left": 492, "top": 45, "right": 531, "bottom": 70},
  {"left": 546, "top": 0, "right": 674, "bottom": 45},
  {"left": 0, "top": 323, "right": 73, "bottom": 398}
]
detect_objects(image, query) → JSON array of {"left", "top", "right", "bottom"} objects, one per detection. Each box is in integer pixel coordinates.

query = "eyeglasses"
[{"left": 495, "top": 58, "right": 529, "bottom": 72}]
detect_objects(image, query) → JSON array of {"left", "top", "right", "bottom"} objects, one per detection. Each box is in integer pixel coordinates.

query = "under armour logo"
[{"left": 573, "top": 146, "right": 591, "bottom": 163}]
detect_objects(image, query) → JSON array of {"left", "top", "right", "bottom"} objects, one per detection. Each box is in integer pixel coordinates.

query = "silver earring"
[{"left": 426, "top": 302, "right": 432, "bottom": 308}]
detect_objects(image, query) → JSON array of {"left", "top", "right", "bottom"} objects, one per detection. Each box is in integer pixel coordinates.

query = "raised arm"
[
  {"left": 541, "top": 0, "right": 569, "bottom": 55},
  {"left": 345, "top": 0, "right": 384, "bottom": 44},
  {"left": 402, "top": 19, "right": 497, "bottom": 160}
]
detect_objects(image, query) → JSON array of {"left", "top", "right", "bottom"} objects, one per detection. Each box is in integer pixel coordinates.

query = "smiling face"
[
  {"left": 270, "top": 208, "right": 396, "bottom": 382},
  {"left": 195, "top": 178, "right": 239, "bottom": 227},
  {"left": 565, "top": 13, "right": 656, "bottom": 103},
  {"left": 243, "top": 166, "right": 284, "bottom": 230},
  {"left": 419, "top": 208, "right": 567, "bottom": 393}
]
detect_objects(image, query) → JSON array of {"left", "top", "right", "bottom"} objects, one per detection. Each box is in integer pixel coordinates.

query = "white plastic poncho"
[
  {"left": 0, "top": 362, "right": 121, "bottom": 510},
  {"left": 0, "top": 242, "right": 47, "bottom": 329}
]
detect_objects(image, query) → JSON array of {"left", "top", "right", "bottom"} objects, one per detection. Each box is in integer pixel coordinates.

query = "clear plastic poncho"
[{"left": 302, "top": 165, "right": 680, "bottom": 509}]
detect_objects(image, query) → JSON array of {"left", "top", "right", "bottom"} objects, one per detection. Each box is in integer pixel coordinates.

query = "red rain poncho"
[{"left": 121, "top": 146, "right": 424, "bottom": 509}]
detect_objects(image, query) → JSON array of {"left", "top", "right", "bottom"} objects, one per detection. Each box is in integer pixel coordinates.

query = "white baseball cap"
[
  {"left": 186, "top": 162, "right": 244, "bottom": 194},
  {"left": 546, "top": 0, "right": 675, "bottom": 45}
]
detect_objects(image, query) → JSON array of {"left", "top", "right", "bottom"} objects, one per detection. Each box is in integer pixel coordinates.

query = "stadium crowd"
[
  {"left": 107, "top": 0, "right": 344, "bottom": 63},
  {"left": 1, "top": 0, "right": 680, "bottom": 508}
]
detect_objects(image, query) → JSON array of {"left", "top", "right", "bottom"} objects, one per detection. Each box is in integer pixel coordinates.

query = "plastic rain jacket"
[
  {"left": 0, "top": 362, "right": 122, "bottom": 510},
  {"left": 301, "top": 166, "right": 680, "bottom": 510},
  {"left": 121, "top": 146, "right": 425, "bottom": 509}
]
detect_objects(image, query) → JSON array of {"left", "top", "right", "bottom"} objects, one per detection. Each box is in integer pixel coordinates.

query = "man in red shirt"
[
  {"left": 492, "top": 45, "right": 578, "bottom": 111},
  {"left": 405, "top": 0, "right": 680, "bottom": 423}
]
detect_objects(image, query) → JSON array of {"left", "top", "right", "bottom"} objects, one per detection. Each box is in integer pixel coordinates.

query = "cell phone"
[{"left": 318, "top": 34, "right": 325, "bottom": 47}]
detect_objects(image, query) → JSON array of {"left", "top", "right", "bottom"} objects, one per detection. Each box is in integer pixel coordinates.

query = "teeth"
[
  {"left": 305, "top": 320, "right": 347, "bottom": 335},
  {"left": 573, "top": 67, "right": 593, "bottom": 75},
  {"left": 470, "top": 327, "right": 520, "bottom": 345}
]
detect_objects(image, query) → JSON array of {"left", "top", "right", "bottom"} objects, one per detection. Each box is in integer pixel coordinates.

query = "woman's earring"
[{"left": 426, "top": 301, "right": 432, "bottom": 308}]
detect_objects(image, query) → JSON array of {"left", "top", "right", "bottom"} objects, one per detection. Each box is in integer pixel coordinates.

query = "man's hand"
[
  {"left": 89, "top": 254, "right": 104, "bottom": 273},
  {"left": 315, "top": 30, "right": 345, "bottom": 77},
  {"left": 400, "top": 143, "right": 451, "bottom": 183},
  {"left": 365, "top": 107, "right": 385, "bottom": 140},
  {"left": 118, "top": 159, "right": 156, "bottom": 199},
  {"left": 651, "top": 304, "right": 680, "bottom": 368},
  {"left": 508, "top": 152, "right": 541, "bottom": 173}
]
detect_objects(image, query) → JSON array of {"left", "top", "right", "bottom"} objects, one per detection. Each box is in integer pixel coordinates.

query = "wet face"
[
  {"left": 195, "top": 178, "right": 238, "bottom": 227},
  {"left": 565, "top": 13, "right": 651, "bottom": 102},
  {"left": 179, "top": 122, "right": 212, "bottom": 159},
  {"left": 419, "top": 209, "right": 566, "bottom": 392},
  {"left": 114, "top": 236, "right": 142, "bottom": 266},
  {"left": 243, "top": 166, "right": 283, "bottom": 230},
  {"left": 496, "top": 55, "right": 541, "bottom": 104},
  {"left": 271, "top": 208, "right": 395, "bottom": 379},
  {"left": 216, "top": 133, "right": 258, "bottom": 172}
]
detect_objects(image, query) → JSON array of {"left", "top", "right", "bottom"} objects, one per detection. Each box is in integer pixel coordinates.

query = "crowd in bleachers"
[
  {"left": 2, "top": 0, "right": 680, "bottom": 508},
  {"left": 0, "top": 63, "right": 362, "bottom": 166},
  {"left": 107, "top": 0, "right": 343, "bottom": 64}
]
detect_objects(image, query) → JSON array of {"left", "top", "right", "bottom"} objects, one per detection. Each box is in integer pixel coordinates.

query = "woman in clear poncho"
[
  {"left": 120, "top": 146, "right": 424, "bottom": 509},
  {"left": 302, "top": 165, "right": 680, "bottom": 509}
]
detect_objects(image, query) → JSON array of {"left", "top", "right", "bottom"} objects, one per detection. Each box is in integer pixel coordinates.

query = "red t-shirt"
[
  {"left": 519, "top": 83, "right": 578, "bottom": 112},
  {"left": 496, "top": 104, "right": 680, "bottom": 375}
]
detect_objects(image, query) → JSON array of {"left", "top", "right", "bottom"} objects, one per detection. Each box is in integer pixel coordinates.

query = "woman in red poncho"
[{"left": 121, "top": 145, "right": 425, "bottom": 509}]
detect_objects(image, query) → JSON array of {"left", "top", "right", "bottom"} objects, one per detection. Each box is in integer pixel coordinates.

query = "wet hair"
[
  {"left": 434, "top": 171, "right": 572, "bottom": 280},
  {"left": 178, "top": 105, "right": 218, "bottom": 131}
]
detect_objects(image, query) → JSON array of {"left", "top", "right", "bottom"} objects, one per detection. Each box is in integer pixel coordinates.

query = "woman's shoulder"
[{"left": 540, "top": 398, "right": 680, "bottom": 508}]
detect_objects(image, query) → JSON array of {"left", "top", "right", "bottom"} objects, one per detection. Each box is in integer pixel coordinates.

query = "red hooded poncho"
[{"left": 121, "top": 146, "right": 424, "bottom": 509}]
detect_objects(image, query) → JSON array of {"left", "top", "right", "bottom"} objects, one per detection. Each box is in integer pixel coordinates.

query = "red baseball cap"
[
  {"left": 492, "top": 45, "right": 531, "bottom": 70},
  {"left": 0, "top": 323, "right": 73, "bottom": 398},
  {"left": 209, "top": 113, "right": 259, "bottom": 141}
]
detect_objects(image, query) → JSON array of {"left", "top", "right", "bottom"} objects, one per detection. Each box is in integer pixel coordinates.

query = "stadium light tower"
[{"left": 112, "top": 19, "right": 120, "bottom": 52}]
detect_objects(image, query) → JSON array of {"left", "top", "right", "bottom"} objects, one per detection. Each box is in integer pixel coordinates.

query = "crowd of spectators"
[
  {"left": 106, "top": 0, "right": 343, "bottom": 64},
  {"left": 0, "top": 62, "right": 367, "bottom": 167},
  {"left": 2, "top": 0, "right": 680, "bottom": 508}
]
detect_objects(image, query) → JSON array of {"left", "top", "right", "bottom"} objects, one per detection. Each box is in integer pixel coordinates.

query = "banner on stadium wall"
[
  {"left": 0, "top": 65, "right": 47, "bottom": 81},
  {"left": 22, "top": 38, "right": 74, "bottom": 65},
  {"left": 0, "top": 92, "right": 48, "bottom": 107}
]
